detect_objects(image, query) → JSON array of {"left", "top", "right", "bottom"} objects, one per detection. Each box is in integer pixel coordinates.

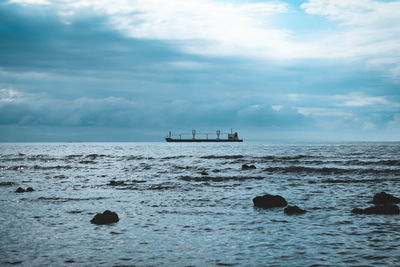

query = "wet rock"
[
  {"left": 200, "top": 171, "right": 208, "bottom": 176},
  {"left": 90, "top": 210, "right": 119, "bottom": 225},
  {"left": 242, "top": 164, "right": 256, "bottom": 170},
  {"left": 108, "top": 180, "right": 125, "bottom": 186},
  {"left": 253, "top": 194, "right": 287, "bottom": 208},
  {"left": 352, "top": 204, "right": 400, "bottom": 215},
  {"left": 372, "top": 192, "right": 400, "bottom": 205},
  {"left": 15, "top": 187, "right": 25, "bottom": 193},
  {"left": 284, "top": 205, "right": 306, "bottom": 215},
  {"left": 26, "top": 187, "right": 34, "bottom": 192}
]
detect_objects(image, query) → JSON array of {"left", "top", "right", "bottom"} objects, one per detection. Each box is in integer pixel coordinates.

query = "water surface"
[{"left": 1, "top": 142, "right": 400, "bottom": 266}]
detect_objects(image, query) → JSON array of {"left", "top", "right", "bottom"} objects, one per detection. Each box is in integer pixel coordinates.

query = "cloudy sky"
[{"left": 1, "top": 0, "right": 399, "bottom": 141}]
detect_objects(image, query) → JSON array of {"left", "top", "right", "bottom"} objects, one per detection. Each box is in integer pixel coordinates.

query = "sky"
[{"left": 0, "top": 0, "right": 399, "bottom": 142}]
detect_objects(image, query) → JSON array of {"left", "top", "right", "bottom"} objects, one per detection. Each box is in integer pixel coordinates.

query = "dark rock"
[
  {"left": 108, "top": 180, "right": 125, "bottom": 186},
  {"left": 372, "top": 192, "right": 400, "bottom": 205},
  {"left": 15, "top": 187, "right": 25, "bottom": 193},
  {"left": 253, "top": 194, "right": 287, "bottom": 208},
  {"left": 26, "top": 187, "right": 34, "bottom": 192},
  {"left": 90, "top": 210, "right": 119, "bottom": 225},
  {"left": 242, "top": 164, "right": 256, "bottom": 170},
  {"left": 200, "top": 171, "right": 208, "bottom": 176},
  {"left": 351, "top": 204, "right": 400, "bottom": 215},
  {"left": 284, "top": 205, "right": 306, "bottom": 215}
]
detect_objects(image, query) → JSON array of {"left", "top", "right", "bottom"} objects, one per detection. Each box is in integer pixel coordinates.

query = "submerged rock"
[
  {"left": 352, "top": 204, "right": 400, "bottom": 215},
  {"left": 26, "top": 187, "right": 34, "bottom": 192},
  {"left": 253, "top": 194, "right": 287, "bottom": 208},
  {"left": 108, "top": 180, "right": 125, "bottom": 186},
  {"left": 200, "top": 171, "right": 208, "bottom": 176},
  {"left": 15, "top": 187, "right": 25, "bottom": 193},
  {"left": 284, "top": 205, "right": 306, "bottom": 215},
  {"left": 242, "top": 164, "right": 256, "bottom": 170},
  {"left": 90, "top": 210, "right": 119, "bottom": 225},
  {"left": 372, "top": 192, "right": 400, "bottom": 205}
]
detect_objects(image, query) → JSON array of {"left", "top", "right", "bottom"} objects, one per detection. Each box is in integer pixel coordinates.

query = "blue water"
[{"left": 1, "top": 142, "right": 400, "bottom": 266}]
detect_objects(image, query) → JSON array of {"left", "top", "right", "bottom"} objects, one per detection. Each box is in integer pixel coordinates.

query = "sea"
[{"left": 1, "top": 142, "right": 400, "bottom": 266}]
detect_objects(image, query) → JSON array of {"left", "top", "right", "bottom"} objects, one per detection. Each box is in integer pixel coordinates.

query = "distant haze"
[{"left": 1, "top": 0, "right": 399, "bottom": 142}]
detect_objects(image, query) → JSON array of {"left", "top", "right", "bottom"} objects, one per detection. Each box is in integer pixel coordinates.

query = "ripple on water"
[{"left": 0, "top": 142, "right": 399, "bottom": 266}]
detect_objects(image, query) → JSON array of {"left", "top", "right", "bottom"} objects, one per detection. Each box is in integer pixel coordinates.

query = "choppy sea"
[{"left": 1, "top": 142, "right": 400, "bottom": 266}]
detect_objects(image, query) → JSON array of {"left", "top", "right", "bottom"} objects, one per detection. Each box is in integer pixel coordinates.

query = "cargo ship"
[{"left": 165, "top": 129, "right": 243, "bottom": 142}]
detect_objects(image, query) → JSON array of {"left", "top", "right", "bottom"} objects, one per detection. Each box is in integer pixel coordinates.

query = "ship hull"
[{"left": 165, "top": 138, "right": 242, "bottom": 142}]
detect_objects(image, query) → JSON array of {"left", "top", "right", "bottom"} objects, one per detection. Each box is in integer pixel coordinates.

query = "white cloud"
[
  {"left": 0, "top": 69, "right": 56, "bottom": 80},
  {"left": 8, "top": 0, "right": 50, "bottom": 5},
  {"left": 8, "top": 0, "right": 314, "bottom": 59},
  {"left": 296, "top": 107, "right": 353, "bottom": 117},
  {"left": 6, "top": 0, "right": 400, "bottom": 77},
  {"left": 333, "top": 92, "right": 398, "bottom": 108},
  {"left": 168, "top": 61, "right": 210, "bottom": 69},
  {"left": 68, "top": 0, "right": 301, "bottom": 59},
  {"left": 301, "top": 0, "right": 400, "bottom": 76},
  {"left": 287, "top": 94, "right": 300, "bottom": 101},
  {"left": 341, "top": 96, "right": 388, "bottom": 107},
  {"left": 271, "top": 105, "right": 283, "bottom": 111},
  {"left": 0, "top": 88, "right": 25, "bottom": 103}
]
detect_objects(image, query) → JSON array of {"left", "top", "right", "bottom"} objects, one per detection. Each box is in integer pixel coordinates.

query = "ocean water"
[{"left": 0, "top": 142, "right": 400, "bottom": 266}]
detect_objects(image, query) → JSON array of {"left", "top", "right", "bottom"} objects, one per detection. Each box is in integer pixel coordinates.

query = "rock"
[
  {"left": 242, "top": 164, "right": 256, "bottom": 170},
  {"left": 90, "top": 210, "right": 119, "bottom": 225},
  {"left": 15, "top": 187, "right": 25, "bottom": 193},
  {"left": 372, "top": 192, "right": 400, "bottom": 205},
  {"left": 351, "top": 204, "right": 400, "bottom": 215},
  {"left": 253, "top": 194, "right": 287, "bottom": 208},
  {"left": 284, "top": 205, "right": 306, "bottom": 215},
  {"left": 26, "top": 187, "right": 34, "bottom": 192},
  {"left": 200, "top": 171, "right": 208, "bottom": 176},
  {"left": 108, "top": 180, "right": 125, "bottom": 186}
]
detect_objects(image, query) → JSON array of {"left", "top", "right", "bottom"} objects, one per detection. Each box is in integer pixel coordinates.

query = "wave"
[
  {"left": 263, "top": 166, "right": 400, "bottom": 175},
  {"left": 161, "top": 155, "right": 191, "bottom": 160},
  {"left": 256, "top": 159, "right": 400, "bottom": 166},
  {"left": 311, "top": 178, "right": 400, "bottom": 184},
  {"left": 36, "top": 196, "right": 107, "bottom": 202},
  {"left": 200, "top": 155, "right": 244, "bottom": 159},
  {"left": 179, "top": 175, "right": 264, "bottom": 182},
  {"left": 0, "top": 165, "right": 76, "bottom": 170},
  {"left": 344, "top": 159, "right": 400, "bottom": 166},
  {"left": 255, "top": 155, "right": 316, "bottom": 160},
  {"left": 0, "top": 181, "right": 15, "bottom": 186},
  {"left": 0, "top": 165, "right": 29, "bottom": 170},
  {"left": 121, "top": 156, "right": 154, "bottom": 160}
]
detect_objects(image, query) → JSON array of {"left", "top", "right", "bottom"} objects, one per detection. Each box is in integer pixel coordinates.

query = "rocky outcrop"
[
  {"left": 15, "top": 187, "right": 34, "bottom": 193},
  {"left": 90, "top": 210, "right": 119, "bottom": 225},
  {"left": 284, "top": 205, "right": 306, "bottom": 215},
  {"left": 372, "top": 192, "right": 400, "bottom": 205},
  {"left": 15, "top": 187, "right": 25, "bottom": 193},
  {"left": 242, "top": 164, "right": 256, "bottom": 170},
  {"left": 253, "top": 194, "right": 287, "bottom": 208},
  {"left": 352, "top": 204, "right": 399, "bottom": 215}
]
